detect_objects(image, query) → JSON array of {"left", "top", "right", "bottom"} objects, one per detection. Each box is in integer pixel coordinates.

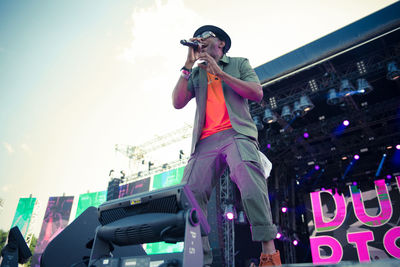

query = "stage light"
[
  {"left": 387, "top": 175, "right": 392, "bottom": 179},
  {"left": 342, "top": 156, "right": 348, "bottom": 160},
  {"left": 396, "top": 144, "right": 400, "bottom": 150},
  {"left": 386, "top": 61, "right": 400, "bottom": 81},
  {"left": 292, "top": 233, "right": 300, "bottom": 246},
  {"left": 356, "top": 78, "right": 373, "bottom": 94},
  {"left": 340, "top": 79, "right": 355, "bottom": 96},
  {"left": 386, "top": 146, "right": 393, "bottom": 150},
  {"left": 343, "top": 120, "right": 349, "bottom": 126},
  {"left": 354, "top": 154, "right": 360, "bottom": 160},
  {"left": 253, "top": 115, "right": 264, "bottom": 130},
  {"left": 303, "top": 132, "right": 309, "bottom": 139},
  {"left": 224, "top": 204, "right": 236, "bottom": 220},
  {"left": 375, "top": 154, "right": 387, "bottom": 178},
  {"left": 148, "top": 161, "right": 154, "bottom": 170},
  {"left": 356, "top": 60, "right": 367, "bottom": 75},
  {"left": 321, "top": 187, "right": 325, "bottom": 191},
  {"left": 309, "top": 79, "right": 319, "bottom": 92},
  {"left": 276, "top": 232, "right": 282, "bottom": 239},
  {"left": 281, "top": 207, "right": 288, "bottom": 213},
  {"left": 281, "top": 105, "right": 293, "bottom": 121},
  {"left": 292, "top": 101, "right": 305, "bottom": 117},
  {"left": 299, "top": 95, "right": 314, "bottom": 112},
  {"left": 352, "top": 182, "right": 357, "bottom": 186},
  {"left": 327, "top": 88, "right": 342, "bottom": 105},
  {"left": 263, "top": 108, "right": 277, "bottom": 124},
  {"left": 267, "top": 144, "right": 271, "bottom": 149},
  {"left": 269, "top": 97, "right": 277, "bottom": 110},
  {"left": 315, "top": 165, "right": 320, "bottom": 170},
  {"left": 237, "top": 210, "right": 246, "bottom": 224}
]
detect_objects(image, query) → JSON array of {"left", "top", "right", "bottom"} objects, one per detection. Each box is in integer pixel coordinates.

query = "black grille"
[
  {"left": 100, "top": 195, "right": 179, "bottom": 225},
  {"left": 115, "top": 224, "right": 153, "bottom": 245}
]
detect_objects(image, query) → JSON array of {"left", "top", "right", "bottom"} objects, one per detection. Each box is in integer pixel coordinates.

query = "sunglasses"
[{"left": 196, "top": 31, "right": 216, "bottom": 40}]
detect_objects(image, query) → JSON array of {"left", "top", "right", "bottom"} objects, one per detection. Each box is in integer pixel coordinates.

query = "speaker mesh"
[
  {"left": 100, "top": 195, "right": 179, "bottom": 225},
  {"left": 115, "top": 224, "right": 154, "bottom": 245}
]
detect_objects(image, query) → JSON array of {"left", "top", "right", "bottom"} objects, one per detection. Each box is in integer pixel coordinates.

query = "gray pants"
[{"left": 181, "top": 129, "right": 277, "bottom": 265}]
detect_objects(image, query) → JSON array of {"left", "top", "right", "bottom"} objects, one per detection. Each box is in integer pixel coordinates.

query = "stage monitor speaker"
[
  {"left": 40, "top": 206, "right": 146, "bottom": 267},
  {"left": 89, "top": 184, "right": 210, "bottom": 267}
]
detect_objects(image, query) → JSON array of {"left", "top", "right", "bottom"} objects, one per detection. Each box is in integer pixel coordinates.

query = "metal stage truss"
[{"left": 219, "top": 169, "right": 235, "bottom": 267}]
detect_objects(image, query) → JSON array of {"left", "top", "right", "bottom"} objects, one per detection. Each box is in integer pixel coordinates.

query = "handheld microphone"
[{"left": 180, "top": 39, "right": 200, "bottom": 50}]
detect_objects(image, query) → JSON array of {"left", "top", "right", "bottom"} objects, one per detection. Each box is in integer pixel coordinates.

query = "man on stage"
[{"left": 172, "top": 25, "right": 281, "bottom": 266}]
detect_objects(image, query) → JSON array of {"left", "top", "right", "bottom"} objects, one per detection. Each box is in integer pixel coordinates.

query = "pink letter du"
[{"left": 310, "top": 190, "right": 346, "bottom": 232}]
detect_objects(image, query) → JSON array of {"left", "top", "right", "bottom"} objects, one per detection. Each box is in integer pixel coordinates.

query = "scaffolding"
[
  {"left": 220, "top": 168, "right": 235, "bottom": 267},
  {"left": 115, "top": 123, "right": 193, "bottom": 173}
]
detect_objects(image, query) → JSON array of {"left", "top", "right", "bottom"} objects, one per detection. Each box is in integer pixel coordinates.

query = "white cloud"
[
  {"left": 3, "top": 142, "right": 14, "bottom": 154},
  {"left": 110, "top": 0, "right": 200, "bottom": 145},
  {"left": 21, "top": 143, "right": 33, "bottom": 155},
  {"left": 1, "top": 185, "right": 10, "bottom": 192},
  {"left": 118, "top": 0, "right": 203, "bottom": 65}
]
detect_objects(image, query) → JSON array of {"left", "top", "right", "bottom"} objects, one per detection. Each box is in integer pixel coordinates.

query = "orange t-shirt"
[{"left": 200, "top": 73, "right": 232, "bottom": 140}]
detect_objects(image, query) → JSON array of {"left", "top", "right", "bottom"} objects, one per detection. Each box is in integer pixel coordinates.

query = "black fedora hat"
[{"left": 193, "top": 25, "right": 231, "bottom": 53}]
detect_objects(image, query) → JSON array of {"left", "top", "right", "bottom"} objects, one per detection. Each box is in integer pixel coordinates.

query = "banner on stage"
[
  {"left": 306, "top": 177, "right": 400, "bottom": 264},
  {"left": 31, "top": 196, "right": 74, "bottom": 267},
  {"left": 10, "top": 197, "right": 36, "bottom": 238},
  {"left": 75, "top": 190, "right": 107, "bottom": 218},
  {"left": 152, "top": 166, "right": 184, "bottom": 190}
]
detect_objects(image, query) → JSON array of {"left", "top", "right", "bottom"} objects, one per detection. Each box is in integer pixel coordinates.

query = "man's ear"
[{"left": 218, "top": 40, "right": 226, "bottom": 50}]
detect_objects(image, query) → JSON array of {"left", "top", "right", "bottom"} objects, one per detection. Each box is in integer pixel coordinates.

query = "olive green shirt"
[{"left": 187, "top": 55, "right": 260, "bottom": 154}]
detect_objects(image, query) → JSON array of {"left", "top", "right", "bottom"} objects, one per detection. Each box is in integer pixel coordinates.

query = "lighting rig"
[{"left": 249, "top": 11, "right": 400, "bottom": 264}]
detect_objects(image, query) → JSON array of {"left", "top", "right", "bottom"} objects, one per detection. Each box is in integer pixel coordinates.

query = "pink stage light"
[
  {"left": 276, "top": 232, "right": 282, "bottom": 239},
  {"left": 354, "top": 154, "right": 360, "bottom": 160},
  {"left": 343, "top": 120, "right": 349, "bottom": 126},
  {"left": 281, "top": 207, "right": 288, "bottom": 213},
  {"left": 226, "top": 212, "right": 234, "bottom": 220},
  {"left": 396, "top": 144, "right": 400, "bottom": 150},
  {"left": 293, "top": 240, "right": 299, "bottom": 246}
]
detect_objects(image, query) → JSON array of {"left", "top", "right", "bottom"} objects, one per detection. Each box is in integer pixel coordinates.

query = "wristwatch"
[{"left": 180, "top": 66, "right": 192, "bottom": 80}]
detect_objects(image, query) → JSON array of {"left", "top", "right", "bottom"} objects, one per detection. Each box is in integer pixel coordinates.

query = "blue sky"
[{"left": 0, "top": 0, "right": 397, "bottom": 235}]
